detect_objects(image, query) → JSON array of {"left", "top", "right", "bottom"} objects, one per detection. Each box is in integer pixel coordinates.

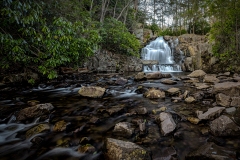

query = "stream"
[{"left": 0, "top": 72, "right": 239, "bottom": 160}]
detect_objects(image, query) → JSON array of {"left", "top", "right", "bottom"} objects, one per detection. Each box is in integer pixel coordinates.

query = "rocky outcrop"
[
  {"left": 105, "top": 138, "right": 151, "bottom": 160},
  {"left": 84, "top": 50, "right": 142, "bottom": 73},
  {"left": 17, "top": 103, "right": 54, "bottom": 121},
  {"left": 210, "top": 115, "right": 240, "bottom": 136},
  {"left": 78, "top": 86, "right": 106, "bottom": 98}
]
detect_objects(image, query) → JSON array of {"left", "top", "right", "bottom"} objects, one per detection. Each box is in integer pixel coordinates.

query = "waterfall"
[{"left": 141, "top": 36, "right": 182, "bottom": 72}]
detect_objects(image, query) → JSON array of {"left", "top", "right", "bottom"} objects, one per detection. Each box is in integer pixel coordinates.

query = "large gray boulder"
[
  {"left": 157, "top": 112, "right": 176, "bottom": 136},
  {"left": 105, "top": 138, "right": 151, "bottom": 160},
  {"left": 212, "top": 82, "right": 240, "bottom": 96},
  {"left": 196, "top": 107, "right": 225, "bottom": 120},
  {"left": 78, "top": 86, "right": 106, "bottom": 98},
  {"left": 17, "top": 103, "right": 54, "bottom": 121},
  {"left": 210, "top": 115, "right": 240, "bottom": 136}
]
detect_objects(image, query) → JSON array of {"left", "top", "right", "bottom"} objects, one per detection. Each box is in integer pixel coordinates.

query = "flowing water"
[
  {"left": 0, "top": 72, "right": 239, "bottom": 160},
  {"left": 142, "top": 37, "right": 183, "bottom": 72}
]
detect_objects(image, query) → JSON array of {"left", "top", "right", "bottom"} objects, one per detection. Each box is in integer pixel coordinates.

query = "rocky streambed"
[{"left": 0, "top": 70, "right": 240, "bottom": 160}]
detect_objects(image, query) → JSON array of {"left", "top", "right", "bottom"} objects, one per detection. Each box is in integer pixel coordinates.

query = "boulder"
[
  {"left": 17, "top": 103, "right": 54, "bottom": 121},
  {"left": 216, "top": 93, "right": 231, "bottom": 107},
  {"left": 78, "top": 86, "right": 106, "bottom": 98},
  {"left": 188, "top": 70, "right": 206, "bottom": 78},
  {"left": 105, "top": 138, "right": 151, "bottom": 160},
  {"left": 230, "top": 97, "right": 240, "bottom": 107},
  {"left": 212, "top": 82, "right": 240, "bottom": 96},
  {"left": 161, "top": 79, "right": 177, "bottom": 85},
  {"left": 203, "top": 74, "right": 220, "bottom": 83},
  {"left": 115, "top": 77, "right": 128, "bottom": 85},
  {"left": 143, "top": 88, "right": 165, "bottom": 99},
  {"left": 146, "top": 72, "right": 163, "bottom": 79},
  {"left": 157, "top": 112, "right": 176, "bottom": 136},
  {"left": 197, "top": 107, "right": 225, "bottom": 120},
  {"left": 113, "top": 122, "right": 135, "bottom": 138},
  {"left": 135, "top": 72, "right": 146, "bottom": 81},
  {"left": 185, "top": 96, "right": 196, "bottom": 103},
  {"left": 210, "top": 115, "right": 240, "bottom": 136},
  {"left": 186, "top": 142, "right": 236, "bottom": 160}
]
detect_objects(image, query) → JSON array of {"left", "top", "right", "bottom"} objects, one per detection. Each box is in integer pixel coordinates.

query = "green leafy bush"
[{"left": 100, "top": 18, "right": 140, "bottom": 56}]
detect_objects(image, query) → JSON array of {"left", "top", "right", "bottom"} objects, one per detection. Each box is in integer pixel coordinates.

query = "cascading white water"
[{"left": 141, "top": 36, "right": 182, "bottom": 72}]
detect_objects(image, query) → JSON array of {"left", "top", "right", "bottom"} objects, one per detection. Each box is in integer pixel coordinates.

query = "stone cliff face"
[{"left": 176, "top": 34, "right": 216, "bottom": 72}]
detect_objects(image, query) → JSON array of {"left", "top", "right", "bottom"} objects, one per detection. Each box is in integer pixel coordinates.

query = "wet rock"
[
  {"left": 226, "top": 107, "right": 236, "bottom": 114},
  {"left": 78, "top": 144, "right": 96, "bottom": 153},
  {"left": 26, "top": 124, "right": 50, "bottom": 138},
  {"left": 183, "top": 78, "right": 200, "bottom": 83},
  {"left": 185, "top": 96, "right": 196, "bottom": 103},
  {"left": 113, "top": 122, "right": 135, "bottom": 138},
  {"left": 203, "top": 74, "right": 220, "bottom": 83},
  {"left": 156, "top": 112, "right": 176, "bottom": 136},
  {"left": 194, "top": 83, "right": 210, "bottom": 90},
  {"left": 161, "top": 79, "right": 177, "bottom": 85},
  {"left": 17, "top": 103, "right": 54, "bottom": 121},
  {"left": 197, "top": 107, "right": 225, "bottom": 120},
  {"left": 210, "top": 115, "right": 240, "bottom": 136},
  {"left": 135, "top": 72, "right": 146, "bottom": 80},
  {"left": 230, "top": 97, "right": 240, "bottom": 107},
  {"left": 143, "top": 88, "right": 165, "bottom": 99},
  {"left": 53, "top": 120, "right": 69, "bottom": 132},
  {"left": 105, "top": 138, "right": 151, "bottom": 160},
  {"left": 167, "top": 88, "right": 180, "bottom": 96},
  {"left": 193, "top": 91, "right": 204, "bottom": 100},
  {"left": 188, "top": 70, "right": 206, "bottom": 78},
  {"left": 135, "top": 85, "right": 148, "bottom": 94},
  {"left": 89, "top": 116, "right": 100, "bottom": 124},
  {"left": 171, "top": 97, "right": 182, "bottom": 103},
  {"left": 212, "top": 82, "right": 240, "bottom": 96},
  {"left": 115, "top": 77, "right": 128, "bottom": 85},
  {"left": 152, "top": 147, "right": 177, "bottom": 160},
  {"left": 152, "top": 107, "right": 167, "bottom": 114},
  {"left": 183, "top": 90, "right": 190, "bottom": 99},
  {"left": 27, "top": 100, "right": 40, "bottom": 106},
  {"left": 216, "top": 93, "right": 231, "bottom": 107},
  {"left": 78, "top": 86, "right": 106, "bottom": 98},
  {"left": 136, "top": 106, "right": 148, "bottom": 115},
  {"left": 146, "top": 72, "right": 163, "bottom": 79},
  {"left": 187, "top": 117, "right": 200, "bottom": 124},
  {"left": 186, "top": 142, "right": 236, "bottom": 160},
  {"left": 200, "top": 127, "right": 209, "bottom": 135}
]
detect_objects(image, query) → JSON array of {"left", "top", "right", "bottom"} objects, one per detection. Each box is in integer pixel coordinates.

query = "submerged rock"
[
  {"left": 186, "top": 142, "right": 236, "bottom": 160},
  {"left": 210, "top": 115, "right": 240, "bottom": 136},
  {"left": 143, "top": 88, "right": 165, "bottom": 99},
  {"left": 17, "top": 103, "right": 54, "bottom": 121},
  {"left": 157, "top": 112, "right": 176, "bottom": 136},
  {"left": 105, "top": 138, "right": 151, "bottom": 160},
  {"left": 78, "top": 144, "right": 96, "bottom": 153},
  {"left": 26, "top": 123, "right": 50, "bottom": 138},
  {"left": 188, "top": 70, "right": 206, "bottom": 78},
  {"left": 113, "top": 122, "right": 135, "bottom": 138},
  {"left": 78, "top": 86, "right": 106, "bottom": 98},
  {"left": 53, "top": 120, "right": 69, "bottom": 132},
  {"left": 197, "top": 107, "right": 225, "bottom": 120},
  {"left": 187, "top": 117, "right": 200, "bottom": 124}
]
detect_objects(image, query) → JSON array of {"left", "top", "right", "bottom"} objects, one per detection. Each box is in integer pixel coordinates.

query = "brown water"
[{"left": 0, "top": 72, "right": 239, "bottom": 160}]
